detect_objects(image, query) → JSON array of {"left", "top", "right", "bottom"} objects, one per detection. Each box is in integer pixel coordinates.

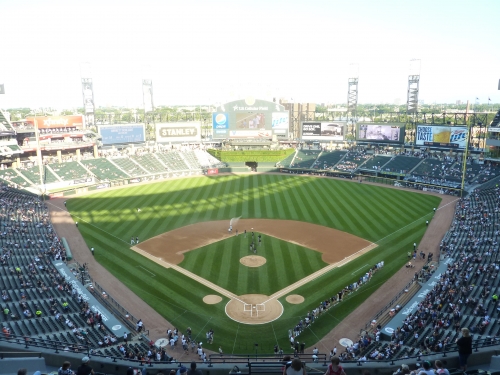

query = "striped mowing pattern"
[{"left": 68, "top": 175, "right": 441, "bottom": 353}]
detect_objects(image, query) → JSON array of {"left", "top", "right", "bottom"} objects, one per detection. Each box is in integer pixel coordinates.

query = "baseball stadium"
[
  {"left": 1, "top": 93, "right": 500, "bottom": 375},
  {"left": 1, "top": 1, "right": 500, "bottom": 373}
]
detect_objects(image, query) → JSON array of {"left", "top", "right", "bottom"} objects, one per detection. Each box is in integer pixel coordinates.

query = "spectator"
[
  {"left": 434, "top": 360, "right": 449, "bottom": 375},
  {"left": 456, "top": 327, "right": 472, "bottom": 372},
  {"left": 187, "top": 362, "right": 202, "bottom": 375},
  {"left": 76, "top": 356, "right": 94, "bottom": 375},
  {"left": 324, "top": 357, "right": 345, "bottom": 375},
  {"left": 284, "top": 358, "right": 305, "bottom": 375},
  {"left": 58, "top": 361, "right": 74, "bottom": 375}
]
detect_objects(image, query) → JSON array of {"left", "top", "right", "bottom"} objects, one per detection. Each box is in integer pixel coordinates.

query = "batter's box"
[
  {"left": 256, "top": 304, "right": 265, "bottom": 311},
  {"left": 243, "top": 303, "right": 252, "bottom": 312}
]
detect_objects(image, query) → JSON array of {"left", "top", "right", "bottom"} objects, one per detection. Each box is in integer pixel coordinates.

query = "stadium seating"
[
  {"left": 0, "top": 186, "right": 125, "bottom": 353},
  {"left": 110, "top": 157, "right": 149, "bottom": 177},
  {"left": 342, "top": 186, "right": 500, "bottom": 361},
  {"left": 0, "top": 169, "right": 30, "bottom": 188},
  {"left": 313, "top": 150, "right": 347, "bottom": 170},
  {"left": 16, "top": 166, "right": 60, "bottom": 185},
  {"left": 130, "top": 153, "right": 169, "bottom": 174},
  {"left": 381, "top": 156, "right": 423, "bottom": 174},
  {"left": 48, "top": 162, "right": 91, "bottom": 182},
  {"left": 80, "top": 159, "right": 129, "bottom": 181},
  {"left": 277, "top": 150, "right": 297, "bottom": 168},
  {"left": 358, "top": 155, "right": 391, "bottom": 171},
  {"left": 291, "top": 150, "right": 321, "bottom": 169},
  {"left": 155, "top": 152, "right": 190, "bottom": 171},
  {"left": 333, "top": 151, "right": 370, "bottom": 172}
]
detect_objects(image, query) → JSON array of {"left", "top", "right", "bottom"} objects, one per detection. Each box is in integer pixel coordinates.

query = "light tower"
[
  {"left": 142, "top": 79, "right": 155, "bottom": 139},
  {"left": 406, "top": 59, "right": 421, "bottom": 114},
  {"left": 80, "top": 62, "right": 95, "bottom": 128},
  {"left": 347, "top": 63, "right": 359, "bottom": 136}
]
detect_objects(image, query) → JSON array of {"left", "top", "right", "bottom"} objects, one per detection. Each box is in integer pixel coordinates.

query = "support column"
[
  {"left": 76, "top": 149, "right": 81, "bottom": 161},
  {"left": 57, "top": 150, "right": 62, "bottom": 163}
]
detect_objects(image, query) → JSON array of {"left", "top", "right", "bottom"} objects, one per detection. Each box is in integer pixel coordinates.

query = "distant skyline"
[{"left": 0, "top": 0, "right": 499, "bottom": 109}]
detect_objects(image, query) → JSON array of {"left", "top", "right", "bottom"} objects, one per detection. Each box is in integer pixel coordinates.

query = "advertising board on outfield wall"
[
  {"left": 415, "top": 125, "right": 468, "bottom": 149},
  {"left": 356, "top": 123, "right": 405, "bottom": 143},
  {"left": 212, "top": 98, "right": 289, "bottom": 139},
  {"left": 98, "top": 124, "right": 146, "bottom": 145},
  {"left": 156, "top": 122, "right": 201, "bottom": 143},
  {"left": 301, "top": 122, "right": 345, "bottom": 141},
  {"left": 26, "top": 116, "right": 84, "bottom": 130}
]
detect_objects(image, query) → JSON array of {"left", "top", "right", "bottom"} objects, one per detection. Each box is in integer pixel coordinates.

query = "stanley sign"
[{"left": 156, "top": 122, "right": 201, "bottom": 142}]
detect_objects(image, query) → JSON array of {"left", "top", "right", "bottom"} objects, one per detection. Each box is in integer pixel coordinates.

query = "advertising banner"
[
  {"left": 26, "top": 116, "right": 84, "bottom": 130},
  {"left": 98, "top": 124, "right": 145, "bottom": 144},
  {"left": 207, "top": 168, "right": 219, "bottom": 175},
  {"left": 301, "top": 122, "right": 345, "bottom": 140},
  {"left": 416, "top": 125, "right": 468, "bottom": 149},
  {"left": 229, "top": 130, "right": 272, "bottom": 138},
  {"left": 357, "top": 123, "right": 404, "bottom": 143},
  {"left": 156, "top": 122, "right": 201, "bottom": 143}
]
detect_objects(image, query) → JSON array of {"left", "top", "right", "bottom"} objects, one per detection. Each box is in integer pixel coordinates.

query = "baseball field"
[{"left": 67, "top": 174, "right": 441, "bottom": 354}]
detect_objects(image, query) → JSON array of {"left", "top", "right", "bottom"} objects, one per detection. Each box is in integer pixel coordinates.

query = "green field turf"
[
  {"left": 180, "top": 235, "right": 327, "bottom": 295},
  {"left": 67, "top": 174, "right": 441, "bottom": 354}
]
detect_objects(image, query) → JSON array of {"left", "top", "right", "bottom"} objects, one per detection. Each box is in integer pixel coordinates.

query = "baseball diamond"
[{"left": 63, "top": 174, "right": 441, "bottom": 353}]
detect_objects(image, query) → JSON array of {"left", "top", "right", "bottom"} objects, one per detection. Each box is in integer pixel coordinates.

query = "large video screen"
[
  {"left": 98, "top": 124, "right": 145, "bottom": 145},
  {"left": 212, "top": 98, "right": 288, "bottom": 139},
  {"left": 416, "top": 125, "right": 467, "bottom": 149},
  {"left": 357, "top": 123, "right": 404, "bottom": 143},
  {"left": 235, "top": 113, "right": 267, "bottom": 129},
  {"left": 301, "top": 122, "right": 345, "bottom": 140}
]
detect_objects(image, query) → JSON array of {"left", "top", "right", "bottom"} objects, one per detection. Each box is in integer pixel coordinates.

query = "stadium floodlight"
[
  {"left": 347, "top": 63, "right": 359, "bottom": 131},
  {"left": 407, "top": 59, "right": 421, "bottom": 115}
]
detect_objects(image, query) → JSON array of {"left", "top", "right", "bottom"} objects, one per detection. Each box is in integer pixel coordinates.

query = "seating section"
[
  {"left": 0, "top": 169, "right": 30, "bottom": 188},
  {"left": 109, "top": 158, "right": 148, "bottom": 177},
  {"left": 48, "top": 162, "right": 91, "bottom": 181},
  {"left": 381, "top": 156, "right": 422, "bottom": 174},
  {"left": 130, "top": 154, "right": 169, "bottom": 174},
  {"left": 467, "top": 162, "right": 500, "bottom": 184},
  {"left": 0, "top": 186, "right": 123, "bottom": 352},
  {"left": 291, "top": 150, "right": 321, "bottom": 169},
  {"left": 16, "top": 166, "right": 59, "bottom": 185},
  {"left": 333, "top": 151, "right": 370, "bottom": 172},
  {"left": 313, "top": 151, "right": 347, "bottom": 170},
  {"left": 193, "top": 150, "right": 225, "bottom": 169},
  {"left": 339, "top": 187, "right": 500, "bottom": 361},
  {"left": 359, "top": 155, "right": 391, "bottom": 170},
  {"left": 80, "top": 159, "right": 129, "bottom": 181},
  {"left": 181, "top": 151, "right": 203, "bottom": 169},
  {"left": 155, "top": 152, "right": 190, "bottom": 171},
  {"left": 414, "top": 158, "right": 444, "bottom": 176},
  {"left": 277, "top": 151, "right": 297, "bottom": 168}
]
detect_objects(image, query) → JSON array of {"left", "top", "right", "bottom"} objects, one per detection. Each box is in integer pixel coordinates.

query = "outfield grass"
[{"left": 68, "top": 174, "right": 441, "bottom": 354}]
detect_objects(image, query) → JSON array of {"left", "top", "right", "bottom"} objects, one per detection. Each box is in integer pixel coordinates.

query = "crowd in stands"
[
  {"left": 328, "top": 186, "right": 500, "bottom": 363},
  {"left": 287, "top": 262, "right": 385, "bottom": 357}
]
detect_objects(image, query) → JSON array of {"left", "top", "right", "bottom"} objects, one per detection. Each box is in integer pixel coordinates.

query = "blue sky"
[{"left": 0, "top": 0, "right": 499, "bottom": 109}]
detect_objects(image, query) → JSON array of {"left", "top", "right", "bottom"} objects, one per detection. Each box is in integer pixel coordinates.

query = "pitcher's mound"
[
  {"left": 240, "top": 255, "right": 266, "bottom": 267},
  {"left": 286, "top": 295, "right": 305, "bottom": 304},
  {"left": 203, "top": 295, "right": 222, "bottom": 304}
]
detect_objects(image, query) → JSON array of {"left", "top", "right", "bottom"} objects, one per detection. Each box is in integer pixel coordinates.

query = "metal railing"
[
  {"left": 0, "top": 334, "right": 90, "bottom": 356},
  {"left": 68, "top": 261, "right": 148, "bottom": 336}
]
